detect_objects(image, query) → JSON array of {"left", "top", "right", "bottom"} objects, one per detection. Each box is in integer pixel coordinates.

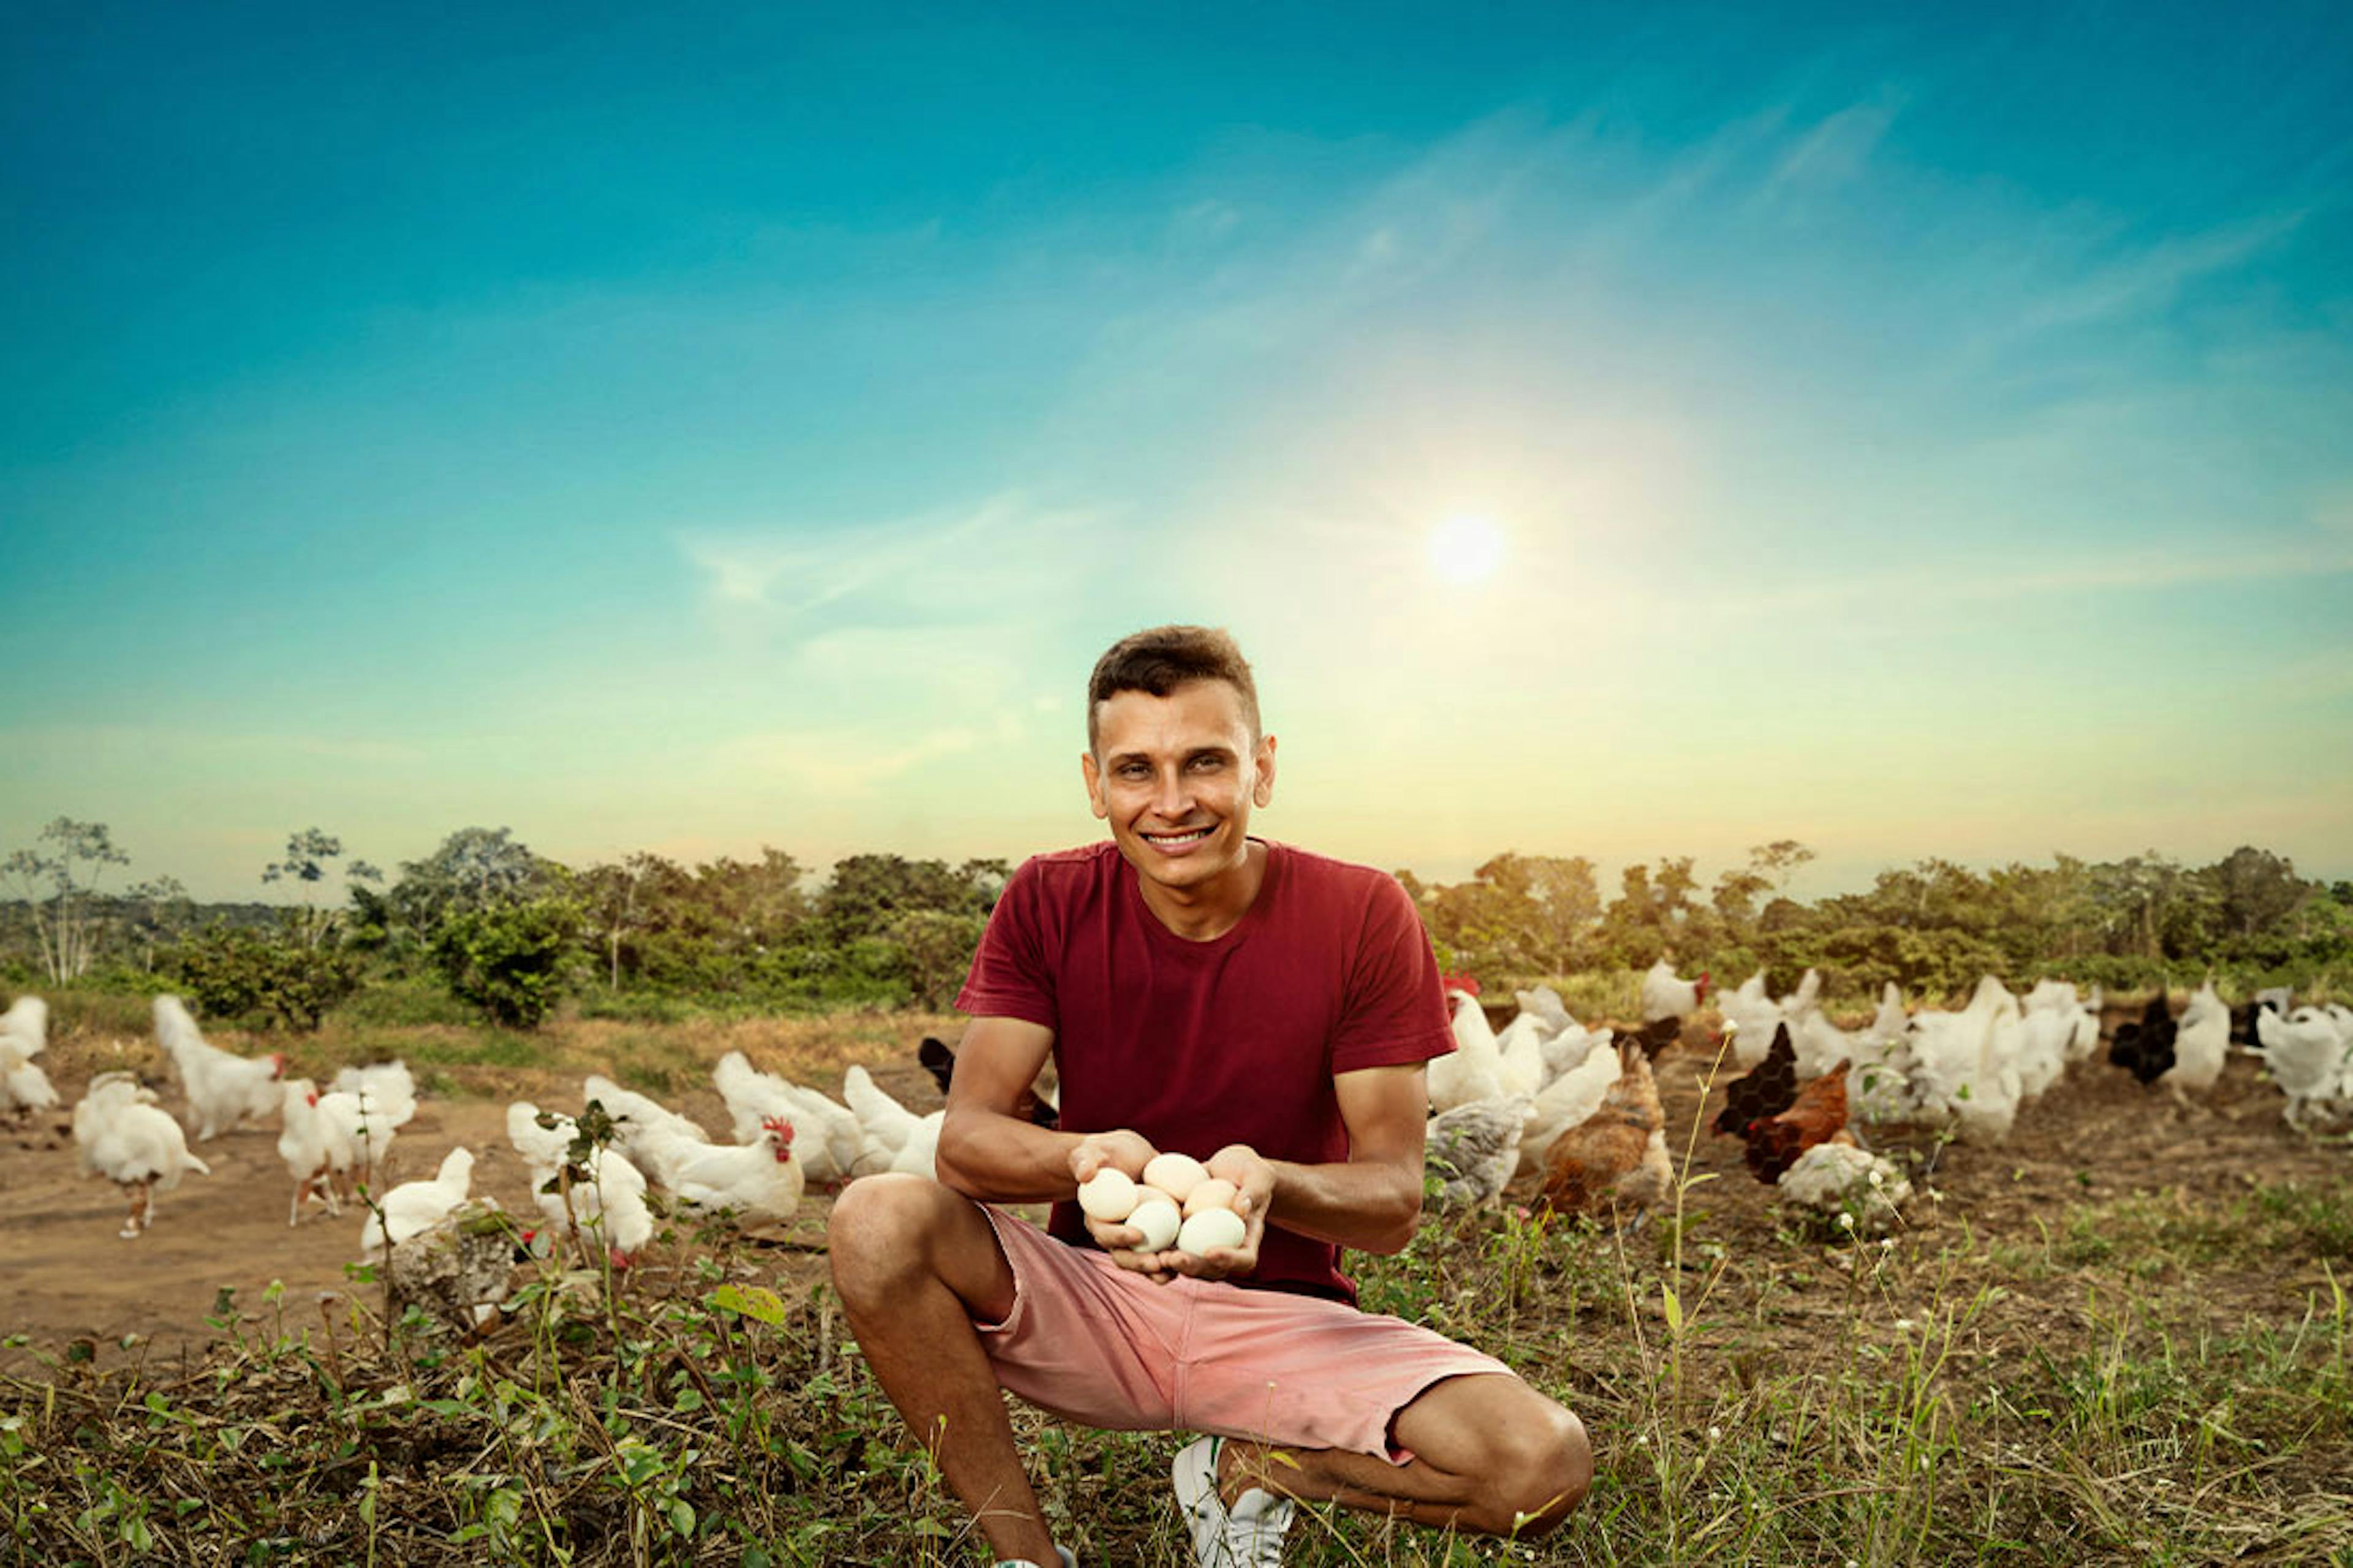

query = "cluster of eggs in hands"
[{"left": 1077, "top": 1153, "right": 1247, "bottom": 1256}]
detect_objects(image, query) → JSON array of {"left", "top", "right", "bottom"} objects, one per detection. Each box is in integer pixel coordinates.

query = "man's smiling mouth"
[{"left": 1141, "top": 828, "right": 1212, "bottom": 847}]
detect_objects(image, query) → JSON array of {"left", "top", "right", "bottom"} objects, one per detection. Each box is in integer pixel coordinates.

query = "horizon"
[{"left": 6, "top": 4, "right": 2350, "bottom": 904}]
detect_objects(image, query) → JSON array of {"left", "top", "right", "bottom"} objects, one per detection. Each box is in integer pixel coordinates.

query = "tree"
[
  {"left": 2204, "top": 846, "right": 2305, "bottom": 941},
  {"left": 582, "top": 851, "right": 669, "bottom": 991},
  {"left": 121, "top": 875, "right": 194, "bottom": 971},
  {"left": 1748, "top": 839, "right": 1817, "bottom": 895},
  {"left": 433, "top": 896, "right": 581, "bottom": 1028},
  {"left": 262, "top": 827, "right": 382, "bottom": 948},
  {"left": 2, "top": 817, "right": 131, "bottom": 981},
  {"left": 176, "top": 917, "right": 363, "bottom": 1030},
  {"left": 390, "top": 827, "right": 554, "bottom": 937}
]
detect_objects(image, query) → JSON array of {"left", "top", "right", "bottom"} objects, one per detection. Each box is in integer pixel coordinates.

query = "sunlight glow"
[{"left": 1428, "top": 514, "right": 1506, "bottom": 585}]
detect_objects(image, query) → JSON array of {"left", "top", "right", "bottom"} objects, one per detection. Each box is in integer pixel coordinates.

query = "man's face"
[{"left": 1082, "top": 679, "right": 1276, "bottom": 898}]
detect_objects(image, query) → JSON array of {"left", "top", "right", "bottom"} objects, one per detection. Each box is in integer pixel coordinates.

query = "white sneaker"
[
  {"left": 993, "top": 1548, "right": 1076, "bottom": 1568},
  {"left": 1172, "top": 1436, "right": 1292, "bottom": 1567}
]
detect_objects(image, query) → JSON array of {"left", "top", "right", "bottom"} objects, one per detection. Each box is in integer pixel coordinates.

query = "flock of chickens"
[
  {"left": 4, "top": 960, "right": 2349, "bottom": 1296},
  {"left": 0, "top": 993, "right": 956, "bottom": 1314},
  {"left": 1420, "top": 959, "right": 2353, "bottom": 1231}
]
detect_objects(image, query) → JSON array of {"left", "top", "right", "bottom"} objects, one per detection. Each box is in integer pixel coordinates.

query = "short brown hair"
[{"left": 1086, "top": 625, "right": 1260, "bottom": 752}]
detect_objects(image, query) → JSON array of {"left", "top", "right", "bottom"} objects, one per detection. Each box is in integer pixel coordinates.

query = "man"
[{"left": 828, "top": 626, "right": 1590, "bottom": 1567}]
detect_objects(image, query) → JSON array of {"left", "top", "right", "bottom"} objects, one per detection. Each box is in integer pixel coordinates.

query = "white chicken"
[
  {"left": 2161, "top": 980, "right": 2229, "bottom": 1093},
  {"left": 581, "top": 1075, "right": 711, "bottom": 1187},
  {"left": 277, "top": 1078, "right": 359, "bottom": 1225},
  {"left": 713, "top": 1050, "right": 862, "bottom": 1186},
  {"left": 506, "top": 1102, "right": 653, "bottom": 1262},
  {"left": 1640, "top": 958, "right": 1711, "bottom": 1025},
  {"left": 1509, "top": 1043, "right": 1624, "bottom": 1194},
  {"left": 1427, "top": 994, "right": 1507, "bottom": 1114},
  {"left": 153, "top": 995, "right": 285, "bottom": 1140},
  {"left": 330, "top": 1061, "right": 419, "bottom": 1146},
  {"left": 1720, "top": 973, "right": 1786, "bottom": 1068},
  {"left": 842, "top": 1064, "right": 934, "bottom": 1175},
  {"left": 1, "top": 996, "right": 48, "bottom": 1056},
  {"left": 1493, "top": 1013, "right": 1548, "bottom": 1100},
  {"left": 2256, "top": 1007, "right": 2353, "bottom": 1129},
  {"left": 1, "top": 1034, "right": 59, "bottom": 1117},
  {"left": 1511, "top": 985, "right": 1575, "bottom": 1039},
  {"left": 632, "top": 1117, "right": 805, "bottom": 1227},
  {"left": 361, "top": 1146, "right": 478, "bottom": 1259},
  {"left": 1538, "top": 1020, "right": 1610, "bottom": 1086},
  {"left": 74, "top": 1072, "right": 211, "bottom": 1238}
]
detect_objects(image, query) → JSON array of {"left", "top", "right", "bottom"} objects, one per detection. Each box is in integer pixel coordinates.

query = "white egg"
[
  {"left": 1183, "top": 1178, "right": 1238, "bottom": 1218},
  {"left": 1176, "top": 1206, "right": 1246, "bottom": 1257},
  {"left": 1077, "top": 1168, "right": 1139, "bottom": 1222},
  {"left": 1141, "top": 1153, "right": 1211, "bottom": 1203},
  {"left": 1127, "top": 1197, "right": 1181, "bottom": 1252}
]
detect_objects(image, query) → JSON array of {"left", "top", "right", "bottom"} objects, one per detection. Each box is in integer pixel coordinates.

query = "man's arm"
[
  {"left": 1257, "top": 1060, "right": 1429, "bottom": 1255},
  {"left": 933, "top": 1016, "right": 1159, "bottom": 1207}
]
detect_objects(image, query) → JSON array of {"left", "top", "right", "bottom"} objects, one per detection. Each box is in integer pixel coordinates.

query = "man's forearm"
[
  {"left": 1263, "top": 1156, "right": 1423, "bottom": 1255},
  {"left": 934, "top": 1107, "right": 1087, "bottom": 1205}
]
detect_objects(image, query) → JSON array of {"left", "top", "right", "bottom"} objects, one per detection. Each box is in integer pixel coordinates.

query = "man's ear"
[
  {"left": 1079, "top": 750, "right": 1110, "bottom": 820},
  {"left": 1252, "top": 733, "right": 1277, "bottom": 808}
]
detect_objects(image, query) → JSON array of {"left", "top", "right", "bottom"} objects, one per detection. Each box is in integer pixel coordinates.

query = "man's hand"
[
  {"left": 1162, "top": 1143, "right": 1276, "bottom": 1283},
  {"left": 1068, "top": 1131, "right": 1172, "bottom": 1268}
]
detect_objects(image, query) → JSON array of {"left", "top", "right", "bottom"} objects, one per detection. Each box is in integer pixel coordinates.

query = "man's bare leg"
[
  {"left": 1214, "top": 1372, "right": 1590, "bottom": 1538},
  {"left": 828, "top": 1173, "right": 1058, "bottom": 1565}
]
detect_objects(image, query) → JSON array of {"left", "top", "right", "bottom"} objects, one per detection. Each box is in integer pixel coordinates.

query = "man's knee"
[
  {"left": 1479, "top": 1403, "right": 1591, "bottom": 1538},
  {"left": 826, "top": 1172, "right": 945, "bottom": 1300}
]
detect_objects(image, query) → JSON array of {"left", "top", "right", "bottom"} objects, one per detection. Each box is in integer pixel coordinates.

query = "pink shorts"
[{"left": 974, "top": 1206, "right": 1514, "bottom": 1463}]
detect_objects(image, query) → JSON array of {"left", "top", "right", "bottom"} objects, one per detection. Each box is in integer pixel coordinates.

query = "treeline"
[
  {"left": 1406, "top": 843, "right": 2353, "bottom": 1000},
  {"left": 6, "top": 818, "right": 2348, "bottom": 1031}
]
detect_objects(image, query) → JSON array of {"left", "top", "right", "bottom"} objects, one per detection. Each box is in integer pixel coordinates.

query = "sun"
[{"left": 1428, "top": 514, "right": 1506, "bottom": 585}]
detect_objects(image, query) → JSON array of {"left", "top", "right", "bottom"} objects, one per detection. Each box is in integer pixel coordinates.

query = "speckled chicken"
[
  {"left": 1741, "top": 1061, "right": 1850, "bottom": 1183},
  {"left": 1424, "top": 1095, "right": 1531, "bottom": 1210},
  {"left": 1536, "top": 1040, "right": 1670, "bottom": 1218}
]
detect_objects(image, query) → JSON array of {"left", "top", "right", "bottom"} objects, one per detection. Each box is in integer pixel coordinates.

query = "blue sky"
[{"left": 4, "top": 1, "right": 2350, "bottom": 901}]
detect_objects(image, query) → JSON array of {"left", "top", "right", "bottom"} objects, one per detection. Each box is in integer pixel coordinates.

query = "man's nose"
[{"left": 1151, "top": 767, "right": 1192, "bottom": 819}]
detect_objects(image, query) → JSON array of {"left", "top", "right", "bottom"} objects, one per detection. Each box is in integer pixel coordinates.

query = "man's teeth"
[{"left": 1145, "top": 829, "right": 1210, "bottom": 845}]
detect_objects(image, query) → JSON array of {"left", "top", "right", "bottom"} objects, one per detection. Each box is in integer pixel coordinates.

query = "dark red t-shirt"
[{"left": 955, "top": 838, "right": 1454, "bottom": 1303}]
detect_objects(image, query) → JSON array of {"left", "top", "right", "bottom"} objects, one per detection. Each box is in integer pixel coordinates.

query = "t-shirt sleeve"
[
  {"left": 954, "top": 857, "right": 1058, "bottom": 1029},
  {"left": 1330, "top": 873, "right": 1456, "bottom": 1074}
]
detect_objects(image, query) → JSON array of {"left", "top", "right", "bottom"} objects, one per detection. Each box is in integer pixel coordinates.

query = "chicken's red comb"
[{"left": 1441, "top": 972, "right": 1481, "bottom": 997}]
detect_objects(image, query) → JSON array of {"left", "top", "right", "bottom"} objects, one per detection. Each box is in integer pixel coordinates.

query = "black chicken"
[
  {"left": 2106, "top": 991, "right": 2178, "bottom": 1085},
  {"left": 1712, "top": 1022, "right": 1799, "bottom": 1135},
  {"left": 919, "top": 1036, "right": 1059, "bottom": 1128}
]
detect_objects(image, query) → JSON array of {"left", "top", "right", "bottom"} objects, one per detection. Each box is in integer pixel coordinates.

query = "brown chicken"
[
  {"left": 1741, "top": 1060, "right": 1851, "bottom": 1183},
  {"left": 1536, "top": 1040, "right": 1672, "bottom": 1217}
]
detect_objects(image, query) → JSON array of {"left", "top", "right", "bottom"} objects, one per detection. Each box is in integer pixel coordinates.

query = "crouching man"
[{"left": 829, "top": 624, "right": 1590, "bottom": 1567}]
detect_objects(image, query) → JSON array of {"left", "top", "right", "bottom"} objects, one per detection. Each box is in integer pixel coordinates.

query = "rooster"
[
  {"left": 1535, "top": 1040, "right": 1670, "bottom": 1218},
  {"left": 1428, "top": 992, "right": 1508, "bottom": 1113},
  {"left": 1640, "top": 958, "right": 1710, "bottom": 1026},
  {"left": 74, "top": 1071, "right": 211, "bottom": 1238},
  {"left": 1741, "top": 1061, "right": 1850, "bottom": 1183},
  {"left": 277, "top": 1079, "right": 359, "bottom": 1225},
  {"left": 713, "top": 1050, "right": 863, "bottom": 1186},
  {"left": 633, "top": 1116, "right": 805, "bottom": 1227},
  {"left": 153, "top": 995, "right": 284, "bottom": 1140}
]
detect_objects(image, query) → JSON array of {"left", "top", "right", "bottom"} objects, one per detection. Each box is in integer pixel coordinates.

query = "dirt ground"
[{"left": 2, "top": 1016, "right": 2345, "bottom": 1376}]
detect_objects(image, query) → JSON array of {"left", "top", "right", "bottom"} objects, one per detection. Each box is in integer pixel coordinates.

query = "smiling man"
[{"left": 827, "top": 625, "right": 1590, "bottom": 1567}]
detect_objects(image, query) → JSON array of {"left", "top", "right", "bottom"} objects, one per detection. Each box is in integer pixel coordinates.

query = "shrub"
[
  {"left": 173, "top": 918, "right": 363, "bottom": 1031},
  {"left": 430, "top": 897, "right": 582, "bottom": 1028}
]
